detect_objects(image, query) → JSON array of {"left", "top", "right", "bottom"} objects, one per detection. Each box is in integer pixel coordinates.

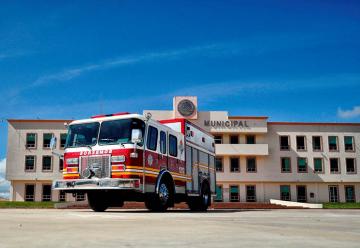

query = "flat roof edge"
[{"left": 7, "top": 119, "right": 73, "bottom": 123}]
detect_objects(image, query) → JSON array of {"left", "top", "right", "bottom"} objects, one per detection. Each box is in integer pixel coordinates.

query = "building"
[
  {"left": 6, "top": 120, "right": 85, "bottom": 202},
  {"left": 5, "top": 96, "right": 360, "bottom": 203}
]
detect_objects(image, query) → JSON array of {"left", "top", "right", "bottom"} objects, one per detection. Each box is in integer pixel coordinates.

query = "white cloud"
[
  {"left": 337, "top": 106, "right": 360, "bottom": 119},
  {"left": 0, "top": 158, "right": 10, "bottom": 200}
]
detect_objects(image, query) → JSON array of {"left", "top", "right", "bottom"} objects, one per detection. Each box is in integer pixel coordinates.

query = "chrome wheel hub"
[{"left": 159, "top": 183, "right": 169, "bottom": 204}]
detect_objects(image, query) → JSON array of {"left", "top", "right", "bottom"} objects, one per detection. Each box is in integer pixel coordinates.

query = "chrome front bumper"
[{"left": 52, "top": 178, "right": 141, "bottom": 191}]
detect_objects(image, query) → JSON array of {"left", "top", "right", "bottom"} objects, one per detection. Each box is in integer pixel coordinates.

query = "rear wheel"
[
  {"left": 87, "top": 192, "right": 109, "bottom": 212},
  {"left": 188, "top": 182, "right": 211, "bottom": 211}
]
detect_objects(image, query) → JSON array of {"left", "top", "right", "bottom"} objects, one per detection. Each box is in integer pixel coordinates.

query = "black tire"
[
  {"left": 87, "top": 192, "right": 109, "bottom": 212},
  {"left": 145, "top": 180, "right": 172, "bottom": 212},
  {"left": 188, "top": 182, "right": 211, "bottom": 211}
]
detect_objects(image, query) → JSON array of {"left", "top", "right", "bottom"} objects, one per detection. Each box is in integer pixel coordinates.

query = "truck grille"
[{"left": 79, "top": 155, "right": 111, "bottom": 178}]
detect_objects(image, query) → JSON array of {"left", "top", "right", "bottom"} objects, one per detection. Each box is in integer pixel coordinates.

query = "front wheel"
[
  {"left": 87, "top": 192, "right": 109, "bottom": 212},
  {"left": 145, "top": 180, "right": 172, "bottom": 212}
]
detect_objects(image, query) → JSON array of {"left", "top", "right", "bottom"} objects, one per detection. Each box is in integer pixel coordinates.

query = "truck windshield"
[
  {"left": 98, "top": 118, "right": 145, "bottom": 146},
  {"left": 66, "top": 122, "right": 100, "bottom": 148}
]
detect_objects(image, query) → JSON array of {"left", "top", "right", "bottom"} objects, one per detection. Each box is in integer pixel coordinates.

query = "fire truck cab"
[{"left": 53, "top": 113, "right": 216, "bottom": 212}]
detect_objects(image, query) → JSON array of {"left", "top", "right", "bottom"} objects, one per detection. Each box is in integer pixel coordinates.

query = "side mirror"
[
  {"left": 50, "top": 135, "right": 57, "bottom": 150},
  {"left": 131, "top": 129, "right": 143, "bottom": 144}
]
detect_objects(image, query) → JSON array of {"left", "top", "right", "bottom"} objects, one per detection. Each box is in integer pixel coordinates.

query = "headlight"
[
  {"left": 66, "top": 158, "right": 79, "bottom": 165},
  {"left": 111, "top": 155, "right": 125, "bottom": 163}
]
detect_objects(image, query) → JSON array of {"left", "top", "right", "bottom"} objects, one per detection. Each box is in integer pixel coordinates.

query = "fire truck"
[{"left": 52, "top": 112, "right": 216, "bottom": 212}]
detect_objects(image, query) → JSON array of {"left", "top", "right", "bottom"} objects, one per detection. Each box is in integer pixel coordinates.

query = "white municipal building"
[{"left": 5, "top": 96, "right": 360, "bottom": 203}]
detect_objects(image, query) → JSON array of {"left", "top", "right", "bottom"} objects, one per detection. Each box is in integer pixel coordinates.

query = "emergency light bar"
[{"left": 91, "top": 112, "right": 130, "bottom": 119}]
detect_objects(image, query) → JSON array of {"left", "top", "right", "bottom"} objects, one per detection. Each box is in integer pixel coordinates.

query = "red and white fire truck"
[{"left": 53, "top": 112, "right": 216, "bottom": 212}]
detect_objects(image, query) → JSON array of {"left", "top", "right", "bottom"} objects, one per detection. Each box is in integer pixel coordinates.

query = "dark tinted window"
[
  {"left": 147, "top": 126, "right": 158, "bottom": 151},
  {"left": 160, "top": 131, "right": 166, "bottom": 154},
  {"left": 169, "top": 135, "right": 178, "bottom": 157}
]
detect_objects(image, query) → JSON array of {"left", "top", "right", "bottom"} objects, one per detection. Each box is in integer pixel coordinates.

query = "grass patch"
[
  {"left": 323, "top": 202, "right": 360, "bottom": 209},
  {"left": 0, "top": 201, "right": 57, "bottom": 208}
]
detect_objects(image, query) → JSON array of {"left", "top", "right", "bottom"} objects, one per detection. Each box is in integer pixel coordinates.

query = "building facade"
[
  {"left": 5, "top": 96, "right": 360, "bottom": 203},
  {"left": 6, "top": 120, "right": 85, "bottom": 202}
]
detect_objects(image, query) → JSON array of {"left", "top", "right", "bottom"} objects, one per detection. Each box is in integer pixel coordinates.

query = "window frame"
[
  {"left": 280, "top": 185, "right": 291, "bottom": 201},
  {"left": 25, "top": 184, "right": 35, "bottom": 202},
  {"left": 246, "top": 157, "right": 257, "bottom": 173},
  {"left": 214, "top": 135, "right": 223, "bottom": 144},
  {"left": 42, "top": 155, "right": 53, "bottom": 172},
  {"left": 312, "top": 136, "right": 323, "bottom": 152},
  {"left": 60, "top": 133, "right": 67, "bottom": 149},
  {"left": 329, "top": 157, "right": 340, "bottom": 174},
  {"left": 160, "top": 131, "right": 167, "bottom": 154},
  {"left": 43, "top": 133, "right": 53, "bottom": 149},
  {"left": 42, "top": 184, "right": 52, "bottom": 202},
  {"left": 215, "top": 184, "right": 223, "bottom": 202},
  {"left": 215, "top": 157, "right": 223, "bottom": 172},
  {"left": 296, "top": 135, "right": 307, "bottom": 151},
  {"left": 246, "top": 135, "right": 256, "bottom": 144},
  {"left": 313, "top": 157, "right": 324, "bottom": 173},
  {"left": 344, "top": 185, "right": 356, "bottom": 203},
  {"left": 246, "top": 185, "right": 256, "bottom": 202},
  {"left": 25, "top": 155, "right": 36, "bottom": 172},
  {"left": 345, "top": 158, "right": 356, "bottom": 174},
  {"left": 297, "top": 157, "right": 308, "bottom": 173},
  {"left": 146, "top": 126, "right": 158, "bottom": 151},
  {"left": 279, "top": 135, "right": 290, "bottom": 151},
  {"left": 230, "top": 157, "right": 240, "bottom": 173},
  {"left": 328, "top": 136, "right": 339, "bottom": 152},
  {"left": 229, "top": 185, "right": 240, "bottom": 202},
  {"left": 280, "top": 157, "right": 291, "bottom": 173},
  {"left": 59, "top": 190, "right": 66, "bottom": 202},
  {"left": 344, "top": 136, "right": 355, "bottom": 152},
  {"left": 169, "top": 134, "right": 178, "bottom": 157},
  {"left": 230, "top": 135, "right": 239, "bottom": 144},
  {"left": 26, "top": 133, "right": 37, "bottom": 149},
  {"left": 328, "top": 185, "right": 339, "bottom": 203},
  {"left": 296, "top": 185, "right": 307, "bottom": 203}
]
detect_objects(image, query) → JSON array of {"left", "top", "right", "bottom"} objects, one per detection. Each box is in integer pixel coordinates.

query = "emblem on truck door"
[{"left": 147, "top": 154, "right": 153, "bottom": 166}]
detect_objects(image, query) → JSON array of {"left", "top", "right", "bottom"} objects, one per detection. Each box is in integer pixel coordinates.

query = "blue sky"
[{"left": 0, "top": 0, "right": 360, "bottom": 163}]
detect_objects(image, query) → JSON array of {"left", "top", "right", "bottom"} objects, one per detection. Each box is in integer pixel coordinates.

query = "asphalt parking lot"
[{"left": 0, "top": 209, "right": 359, "bottom": 248}]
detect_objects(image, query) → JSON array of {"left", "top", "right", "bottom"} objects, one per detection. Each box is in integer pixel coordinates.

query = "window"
[
  {"left": 230, "top": 135, "right": 239, "bottom": 144},
  {"left": 230, "top": 185, "right": 239, "bottom": 202},
  {"left": 329, "top": 185, "right": 339, "bottom": 203},
  {"left": 43, "top": 133, "right": 52, "bottom": 148},
  {"left": 230, "top": 158, "right": 240, "bottom": 172},
  {"left": 160, "top": 131, "right": 167, "bottom": 154},
  {"left": 42, "top": 156, "right": 52, "bottom": 171},
  {"left": 345, "top": 186, "right": 355, "bottom": 202},
  {"left": 328, "top": 136, "right": 338, "bottom": 151},
  {"left": 346, "top": 158, "right": 356, "bottom": 174},
  {"left": 246, "top": 185, "right": 256, "bottom": 202},
  {"left": 296, "top": 185, "right": 307, "bottom": 202},
  {"left": 169, "top": 135, "right": 178, "bottom": 157},
  {"left": 312, "top": 136, "right": 322, "bottom": 151},
  {"left": 75, "top": 192, "right": 86, "bottom": 201},
  {"left": 297, "top": 158, "right": 307, "bottom": 173},
  {"left": 26, "top": 133, "right": 36, "bottom": 148},
  {"left": 280, "top": 136, "right": 290, "bottom": 150},
  {"left": 25, "top": 155, "right": 36, "bottom": 171},
  {"left": 146, "top": 126, "right": 158, "bottom": 151},
  {"left": 344, "top": 136, "right": 355, "bottom": 152},
  {"left": 59, "top": 158, "right": 64, "bottom": 172},
  {"left": 42, "top": 185, "right": 52, "bottom": 201},
  {"left": 60, "top": 133, "right": 67, "bottom": 148},
  {"left": 59, "top": 190, "right": 66, "bottom": 202},
  {"left": 281, "top": 157, "right": 291, "bottom": 173},
  {"left": 215, "top": 185, "right": 223, "bottom": 202},
  {"left": 313, "top": 158, "right": 323, "bottom": 173},
  {"left": 280, "top": 185, "right": 291, "bottom": 201},
  {"left": 25, "top": 184, "right": 35, "bottom": 201},
  {"left": 215, "top": 157, "right": 223, "bottom": 172},
  {"left": 296, "top": 136, "right": 306, "bottom": 151},
  {"left": 246, "top": 135, "right": 256, "bottom": 144},
  {"left": 214, "top": 135, "right": 222, "bottom": 144},
  {"left": 330, "top": 158, "right": 340, "bottom": 173},
  {"left": 247, "top": 158, "right": 256, "bottom": 172}
]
